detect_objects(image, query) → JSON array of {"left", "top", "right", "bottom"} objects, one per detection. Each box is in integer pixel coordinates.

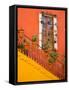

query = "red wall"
[{"left": 18, "top": 8, "right": 65, "bottom": 55}]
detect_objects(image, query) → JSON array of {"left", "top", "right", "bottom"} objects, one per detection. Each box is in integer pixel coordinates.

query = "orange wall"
[{"left": 18, "top": 8, "right": 65, "bottom": 55}]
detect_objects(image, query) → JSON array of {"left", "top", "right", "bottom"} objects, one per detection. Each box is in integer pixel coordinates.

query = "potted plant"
[
  {"left": 32, "top": 35, "right": 37, "bottom": 48},
  {"left": 18, "top": 43, "right": 25, "bottom": 53},
  {"left": 42, "top": 41, "right": 49, "bottom": 52},
  {"left": 48, "top": 51, "right": 58, "bottom": 64},
  {"left": 32, "top": 35, "right": 37, "bottom": 42}
]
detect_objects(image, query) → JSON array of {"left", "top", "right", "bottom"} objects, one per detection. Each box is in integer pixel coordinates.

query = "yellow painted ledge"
[{"left": 17, "top": 51, "right": 59, "bottom": 82}]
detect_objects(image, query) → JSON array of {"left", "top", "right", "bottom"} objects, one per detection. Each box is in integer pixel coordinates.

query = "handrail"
[{"left": 24, "top": 34, "right": 42, "bottom": 48}]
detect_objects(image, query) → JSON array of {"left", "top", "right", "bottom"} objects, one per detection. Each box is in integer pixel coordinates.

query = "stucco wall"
[{"left": 18, "top": 8, "right": 65, "bottom": 55}]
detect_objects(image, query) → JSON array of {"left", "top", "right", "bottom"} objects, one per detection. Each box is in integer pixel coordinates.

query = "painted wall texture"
[{"left": 18, "top": 8, "right": 65, "bottom": 55}]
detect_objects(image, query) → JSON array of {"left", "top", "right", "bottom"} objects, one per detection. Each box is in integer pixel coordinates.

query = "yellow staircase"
[{"left": 17, "top": 51, "right": 59, "bottom": 82}]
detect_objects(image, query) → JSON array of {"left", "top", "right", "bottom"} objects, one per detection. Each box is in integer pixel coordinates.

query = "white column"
[
  {"left": 39, "top": 13, "right": 42, "bottom": 49},
  {"left": 53, "top": 16, "right": 58, "bottom": 50}
]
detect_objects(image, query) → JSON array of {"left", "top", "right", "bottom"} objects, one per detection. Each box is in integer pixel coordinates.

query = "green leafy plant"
[
  {"left": 18, "top": 43, "right": 25, "bottom": 53},
  {"left": 48, "top": 58, "right": 55, "bottom": 63},
  {"left": 49, "top": 51, "right": 58, "bottom": 59},
  {"left": 32, "top": 35, "right": 37, "bottom": 42},
  {"left": 18, "top": 44, "right": 24, "bottom": 49},
  {"left": 48, "top": 51, "right": 58, "bottom": 63},
  {"left": 42, "top": 41, "right": 49, "bottom": 52}
]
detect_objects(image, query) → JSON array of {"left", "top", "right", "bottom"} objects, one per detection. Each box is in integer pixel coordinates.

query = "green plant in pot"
[
  {"left": 32, "top": 35, "right": 37, "bottom": 48},
  {"left": 18, "top": 43, "right": 25, "bottom": 53},
  {"left": 42, "top": 41, "right": 49, "bottom": 52},
  {"left": 32, "top": 35, "right": 37, "bottom": 42},
  {"left": 48, "top": 58, "right": 55, "bottom": 63},
  {"left": 48, "top": 51, "right": 58, "bottom": 64}
]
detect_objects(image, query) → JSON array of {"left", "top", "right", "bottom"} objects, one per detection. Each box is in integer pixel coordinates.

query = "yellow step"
[{"left": 17, "top": 51, "right": 59, "bottom": 82}]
